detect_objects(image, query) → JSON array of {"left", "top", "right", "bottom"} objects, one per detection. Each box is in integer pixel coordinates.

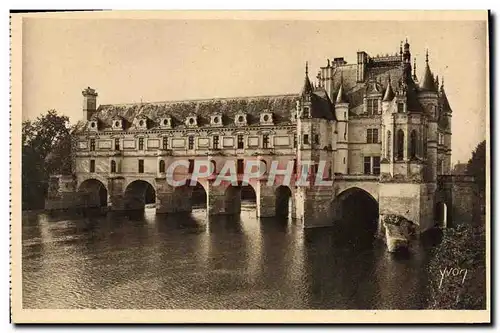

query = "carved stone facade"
[{"left": 47, "top": 39, "right": 478, "bottom": 235}]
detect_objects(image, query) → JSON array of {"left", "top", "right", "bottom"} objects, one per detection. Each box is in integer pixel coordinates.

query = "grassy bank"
[{"left": 426, "top": 221, "right": 486, "bottom": 309}]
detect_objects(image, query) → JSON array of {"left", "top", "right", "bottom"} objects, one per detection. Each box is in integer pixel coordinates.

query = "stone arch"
[
  {"left": 435, "top": 201, "right": 448, "bottom": 228},
  {"left": 275, "top": 185, "right": 293, "bottom": 218},
  {"left": 78, "top": 178, "right": 108, "bottom": 208},
  {"left": 223, "top": 181, "right": 257, "bottom": 215},
  {"left": 124, "top": 179, "right": 156, "bottom": 211},
  {"left": 331, "top": 186, "right": 379, "bottom": 240},
  {"left": 173, "top": 178, "right": 208, "bottom": 212}
]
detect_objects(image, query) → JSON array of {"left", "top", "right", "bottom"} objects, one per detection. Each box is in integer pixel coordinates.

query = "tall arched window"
[
  {"left": 159, "top": 160, "right": 165, "bottom": 173},
  {"left": 396, "top": 129, "right": 405, "bottom": 160},
  {"left": 110, "top": 160, "right": 117, "bottom": 173},
  {"left": 386, "top": 130, "right": 392, "bottom": 159},
  {"left": 410, "top": 130, "right": 417, "bottom": 159}
]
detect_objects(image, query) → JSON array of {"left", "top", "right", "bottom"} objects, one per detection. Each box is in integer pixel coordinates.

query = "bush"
[{"left": 427, "top": 223, "right": 486, "bottom": 309}]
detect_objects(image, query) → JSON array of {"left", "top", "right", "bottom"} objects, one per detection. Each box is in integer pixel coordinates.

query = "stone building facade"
[{"left": 46, "top": 39, "right": 478, "bottom": 234}]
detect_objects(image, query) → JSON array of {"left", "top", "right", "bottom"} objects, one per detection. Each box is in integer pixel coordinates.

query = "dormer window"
[
  {"left": 160, "top": 117, "right": 172, "bottom": 129},
  {"left": 235, "top": 112, "right": 247, "bottom": 126},
  {"left": 211, "top": 113, "right": 223, "bottom": 127},
  {"left": 88, "top": 120, "right": 98, "bottom": 131},
  {"left": 366, "top": 98, "right": 379, "bottom": 115},
  {"left": 112, "top": 117, "right": 123, "bottom": 130},
  {"left": 135, "top": 117, "right": 149, "bottom": 130},
  {"left": 186, "top": 115, "right": 198, "bottom": 128},
  {"left": 260, "top": 111, "right": 274, "bottom": 125}
]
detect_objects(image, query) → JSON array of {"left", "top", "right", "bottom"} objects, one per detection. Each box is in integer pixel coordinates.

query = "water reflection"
[{"left": 22, "top": 208, "right": 433, "bottom": 309}]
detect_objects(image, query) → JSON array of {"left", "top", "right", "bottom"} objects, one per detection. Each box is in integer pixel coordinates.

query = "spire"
[
  {"left": 420, "top": 49, "right": 437, "bottom": 91},
  {"left": 383, "top": 75, "right": 395, "bottom": 102},
  {"left": 412, "top": 57, "right": 418, "bottom": 81},
  {"left": 336, "top": 72, "right": 348, "bottom": 104},
  {"left": 301, "top": 61, "right": 313, "bottom": 96}
]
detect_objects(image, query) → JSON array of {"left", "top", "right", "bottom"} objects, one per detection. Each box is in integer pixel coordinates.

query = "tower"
[
  {"left": 82, "top": 87, "right": 98, "bottom": 120},
  {"left": 439, "top": 78, "right": 453, "bottom": 174},
  {"left": 418, "top": 50, "right": 439, "bottom": 182},
  {"left": 334, "top": 73, "right": 349, "bottom": 174}
]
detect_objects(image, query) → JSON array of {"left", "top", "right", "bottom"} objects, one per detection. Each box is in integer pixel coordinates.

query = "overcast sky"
[{"left": 21, "top": 16, "right": 487, "bottom": 164}]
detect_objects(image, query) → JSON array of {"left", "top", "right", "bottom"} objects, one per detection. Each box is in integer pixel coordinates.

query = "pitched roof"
[
  {"left": 440, "top": 85, "right": 452, "bottom": 113},
  {"left": 311, "top": 88, "right": 336, "bottom": 120},
  {"left": 80, "top": 94, "right": 299, "bottom": 132}
]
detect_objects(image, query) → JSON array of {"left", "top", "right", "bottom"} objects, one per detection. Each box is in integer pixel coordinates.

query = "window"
[
  {"left": 303, "top": 107, "right": 310, "bottom": 117},
  {"left": 364, "top": 156, "right": 381, "bottom": 175},
  {"left": 237, "top": 135, "right": 244, "bottom": 149},
  {"left": 303, "top": 134, "right": 309, "bottom": 145},
  {"left": 364, "top": 157, "right": 371, "bottom": 175},
  {"left": 373, "top": 156, "right": 381, "bottom": 175},
  {"left": 437, "top": 158, "right": 443, "bottom": 175},
  {"left": 237, "top": 159, "right": 244, "bottom": 174},
  {"left": 314, "top": 134, "right": 319, "bottom": 145},
  {"left": 263, "top": 134, "right": 269, "bottom": 148},
  {"left": 188, "top": 159, "right": 194, "bottom": 174},
  {"left": 90, "top": 139, "right": 96, "bottom": 151},
  {"left": 293, "top": 159, "right": 297, "bottom": 174},
  {"left": 138, "top": 138, "right": 144, "bottom": 150},
  {"left": 138, "top": 160, "right": 144, "bottom": 173},
  {"left": 162, "top": 137, "right": 168, "bottom": 150},
  {"left": 293, "top": 134, "right": 297, "bottom": 148},
  {"left": 396, "top": 129, "right": 405, "bottom": 160},
  {"left": 159, "top": 160, "right": 165, "bottom": 173},
  {"left": 367, "top": 129, "right": 379, "bottom": 143},
  {"left": 114, "top": 138, "right": 120, "bottom": 151},
  {"left": 397, "top": 103, "right": 405, "bottom": 113},
  {"left": 366, "top": 99, "right": 379, "bottom": 115},
  {"left": 410, "top": 130, "right": 418, "bottom": 159},
  {"left": 188, "top": 136, "right": 194, "bottom": 150},
  {"left": 90, "top": 160, "right": 95, "bottom": 173},
  {"left": 110, "top": 160, "right": 116, "bottom": 173},
  {"left": 213, "top": 135, "right": 219, "bottom": 149}
]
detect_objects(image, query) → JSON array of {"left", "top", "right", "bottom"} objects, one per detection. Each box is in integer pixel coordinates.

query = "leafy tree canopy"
[{"left": 466, "top": 140, "right": 486, "bottom": 194}]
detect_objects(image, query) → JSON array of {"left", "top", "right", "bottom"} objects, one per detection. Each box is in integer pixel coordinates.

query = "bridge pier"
[{"left": 256, "top": 180, "right": 276, "bottom": 218}]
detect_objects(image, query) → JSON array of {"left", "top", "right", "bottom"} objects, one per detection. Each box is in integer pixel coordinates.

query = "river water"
[{"left": 22, "top": 207, "right": 439, "bottom": 309}]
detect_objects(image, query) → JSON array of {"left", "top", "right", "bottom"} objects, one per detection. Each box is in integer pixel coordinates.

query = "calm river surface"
[{"left": 22, "top": 207, "right": 438, "bottom": 309}]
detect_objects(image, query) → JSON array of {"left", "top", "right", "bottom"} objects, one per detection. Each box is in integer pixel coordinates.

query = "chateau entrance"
[
  {"left": 78, "top": 179, "right": 107, "bottom": 208},
  {"left": 435, "top": 202, "right": 448, "bottom": 228},
  {"left": 124, "top": 180, "right": 156, "bottom": 211}
]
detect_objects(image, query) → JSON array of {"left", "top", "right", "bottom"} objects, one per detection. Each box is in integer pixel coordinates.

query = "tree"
[
  {"left": 466, "top": 140, "right": 486, "bottom": 194},
  {"left": 22, "top": 110, "right": 73, "bottom": 210}
]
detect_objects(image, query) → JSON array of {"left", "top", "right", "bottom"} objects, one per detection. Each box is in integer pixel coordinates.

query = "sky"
[{"left": 21, "top": 16, "right": 487, "bottom": 165}]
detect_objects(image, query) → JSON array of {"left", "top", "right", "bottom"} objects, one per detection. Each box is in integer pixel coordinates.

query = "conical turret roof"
[
  {"left": 336, "top": 79, "right": 348, "bottom": 104},
  {"left": 420, "top": 50, "right": 437, "bottom": 92},
  {"left": 383, "top": 76, "right": 395, "bottom": 101},
  {"left": 301, "top": 62, "right": 313, "bottom": 96}
]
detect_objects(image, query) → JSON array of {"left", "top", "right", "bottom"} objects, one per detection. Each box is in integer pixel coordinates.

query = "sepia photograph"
[{"left": 10, "top": 10, "right": 490, "bottom": 323}]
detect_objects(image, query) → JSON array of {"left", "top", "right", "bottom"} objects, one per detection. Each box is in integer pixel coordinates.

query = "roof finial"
[
  {"left": 327, "top": 59, "right": 330, "bottom": 67},
  {"left": 305, "top": 61, "right": 309, "bottom": 76},
  {"left": 399, "top": 41, "right": 403, "bottom": 55},
  {"left": 426, "top": 49, "right": 429, "bottom": 63}
]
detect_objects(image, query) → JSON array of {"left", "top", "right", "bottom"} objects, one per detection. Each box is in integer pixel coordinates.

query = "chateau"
[{"left": 47, "top": 39, "right": 477, "bottom": 236}]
